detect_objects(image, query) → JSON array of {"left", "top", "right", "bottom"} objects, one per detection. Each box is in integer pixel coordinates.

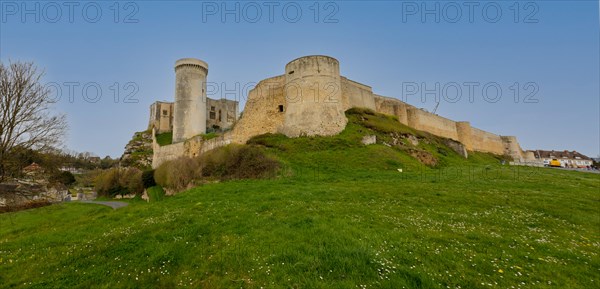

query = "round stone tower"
[
  {"left": 281, "top": 55, "right": 347, "bottom": 137},
  {"left": 173, "top": 58, "right": 208, "bottom": 143}
]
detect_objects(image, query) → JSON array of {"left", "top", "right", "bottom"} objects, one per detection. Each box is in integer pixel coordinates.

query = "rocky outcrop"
[
  {"left": 0, "top": 181, "right": 70, "bottom": 209},
  {"left": 361, "top": 135, "right": 377, "bottom": 145},
  {"left": 120, "top": 131, "right": 153, "bottom": 169},
  {"left": 443, "top": 138, "right": 468, "bottom": 158}
]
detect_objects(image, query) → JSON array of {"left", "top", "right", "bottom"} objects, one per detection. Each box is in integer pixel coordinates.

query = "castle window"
[
  {"left": 278, "top": 105, "right": 284, "bottom": 112},
  {"left": 288, "top": 71, "right": 294, "bottom": 75},
  {"left": 211, "top": 106, "right": 215, "bottom": 111},
  {"left": 218, "top": 110, "right": 222, "bottom": 122},
  {"left": 209, "top": 111, "right": 216, "bottom": 119}
]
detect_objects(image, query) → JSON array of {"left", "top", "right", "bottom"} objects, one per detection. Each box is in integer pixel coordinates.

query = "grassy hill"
[{"left": 1, "top": 109, "right": 598, "bottom": 288}]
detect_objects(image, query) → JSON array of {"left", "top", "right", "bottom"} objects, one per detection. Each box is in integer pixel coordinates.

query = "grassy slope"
[{"left": 1, "top": 110, "right": 598, "bottom": 289}]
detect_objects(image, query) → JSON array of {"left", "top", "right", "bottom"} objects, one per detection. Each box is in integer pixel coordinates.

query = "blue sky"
[{"left": 1, "top": 1, "right": 598, "bottom": 158}]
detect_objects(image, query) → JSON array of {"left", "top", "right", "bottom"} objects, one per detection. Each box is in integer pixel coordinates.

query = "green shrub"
[
  {"left": 120, "top": 168, "right": 143, "bottom": 196},
  {"left": 95, "top": 167, "right": 143, "bottom": 197},
  {"left": 154, "top": 157, "right": 201, "bottom": 191},
  {"left": 153, "top": 145, "right": 280, "bottom": 193},
  {"left": 95, "top": 168, "right": 119, "bottom": 197},
  {"left": 200, "top": 144, "right": 280, "bottom": 180},
  {"left": 50, "top": 171, "right": 76, "bottom": 186}
]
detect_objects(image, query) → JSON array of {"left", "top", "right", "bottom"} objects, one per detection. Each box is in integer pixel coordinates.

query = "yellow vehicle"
[{"left": 549, "top": 159, "right": 562, "bottom": 167}]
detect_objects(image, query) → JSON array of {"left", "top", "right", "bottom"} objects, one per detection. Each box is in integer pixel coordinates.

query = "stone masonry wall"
[
  {"left": 148, "top": 101, "right": 173, "bottom": 134},
  {"left": 151, "top": 55, "right": 527, "bottom": 165},
  {"left": 281, "top": 56, "right": 347, "bottom": 137},
  {"left": 152, "top": 130, "right": 234, "bottom": 168},
  {"left": 470, "top": 127, "right": 505, "bottom": 155},
  {"left": 408, "top": 108, "right": 460, "bottom": 141},
  {"left": 341, "top": 77, "right": 376, "bottom": 111},
  {"left": 231, "top": 75, "right": 287, "bottom": 144}
]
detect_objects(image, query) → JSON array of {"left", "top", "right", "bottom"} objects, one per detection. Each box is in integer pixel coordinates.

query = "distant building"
[
  {"left": 88, "top": 157, "right": 101, "bottom": 164},
  {"left": 148, "top": 101, "right": 174, "bottom": 134},
  {"left": 22, "top": 162, "right": 43, "bottom": 176},
  {"left": 206, "top": 98, "right": 239, "bottom": 132},
  {"left": 529, "top": 150, "right": 593, "bottom": 168},
  {"left": 59, "top": 167, "right": 85, "bottom": 175},
  {"left": 22, "top": 162, "right": 44, "bottom": 181}
]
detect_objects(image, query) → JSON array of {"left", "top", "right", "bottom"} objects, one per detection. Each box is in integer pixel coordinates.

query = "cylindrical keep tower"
[
  {"left": 282, "top": 55, "right": 347, "bottom": 137},
  {"left": 173, "top": 58, "right": 208, "bottom": 143}
]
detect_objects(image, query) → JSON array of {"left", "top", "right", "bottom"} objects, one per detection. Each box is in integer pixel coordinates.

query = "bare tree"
[{"left": 0, "top": 61, "right": 67, "bottom": 181}]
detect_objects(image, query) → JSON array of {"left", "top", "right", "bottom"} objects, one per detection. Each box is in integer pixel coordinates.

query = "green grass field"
[{"left": 1, "top": 110, "right": 598, "bottom": 288}]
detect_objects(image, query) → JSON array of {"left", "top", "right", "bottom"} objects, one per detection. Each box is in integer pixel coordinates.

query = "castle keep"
[
  {"left": 151, "top": 55, "right": 530, "bottom": 168},
  {"left": 148, "top": 59, "right": 239, "bottom": 135}
]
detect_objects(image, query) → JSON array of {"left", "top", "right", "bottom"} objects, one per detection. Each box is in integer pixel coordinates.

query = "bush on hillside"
[
  {"left": 154, "top": 157, "right": 201, "bottom": 192},
  {"left": 200, "top": 144, "right": 280, "bottom": 180},
  {"left": 95, "top": 167, "right": 143, "bottom": 197},
  {"left": 153, "top": 145, "right": 280, "bottom": 192},
  {"left": 120, "top": 168, "right": 143, "bottom": 196},
  {"left": 49, "top": 171, "right": 76, "bottom": 186}
]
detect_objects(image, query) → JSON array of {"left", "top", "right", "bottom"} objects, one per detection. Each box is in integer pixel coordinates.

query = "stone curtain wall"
[
  {"left": 341, "top": 77, "right": 376, "bottom": 111},
  {"left": 407, "top": 108, "right": 460, "bottom": 141},
  {"left": 470, "top": 127, "right": 506, "bottom": 155},
  {"left": 151, "top": 129, "right": 185, "bottom": 168},
  {"left": 231, "top": 75, "right": 287, "bottom": 144},
  {"left": 152, "top": 130, "right": 234, "bottom": 168},
  {"left": 369, "top": 93, "right": 519, "bottom": 158}
]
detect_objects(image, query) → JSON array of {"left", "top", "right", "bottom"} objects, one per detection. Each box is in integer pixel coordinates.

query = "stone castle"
[
  {"left": 149, "top": 55, "right": 533, "bottom": 168},
  {"left": 148, "top": 59, "right": 239, "bottom": 135}
]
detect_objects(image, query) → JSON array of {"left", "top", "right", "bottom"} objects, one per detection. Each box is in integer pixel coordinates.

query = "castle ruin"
[
  {"left": 148, "top": 59, "right": 239, "bottom": 135},
  {"left": 150, "top": 55, "right": 531, "bottom": 168}
]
